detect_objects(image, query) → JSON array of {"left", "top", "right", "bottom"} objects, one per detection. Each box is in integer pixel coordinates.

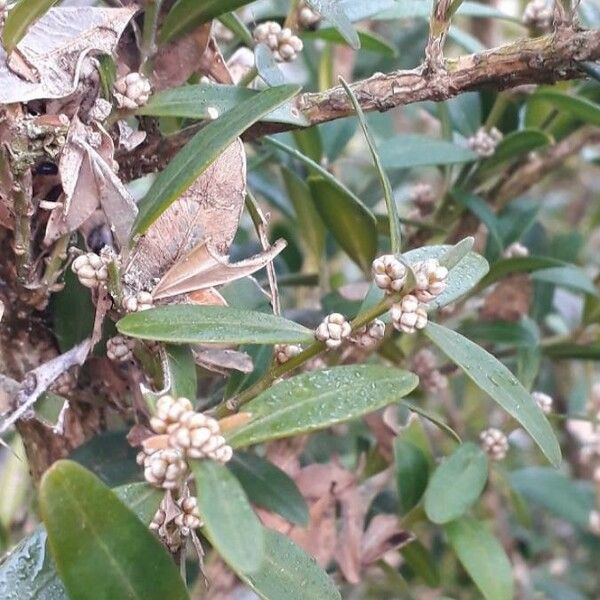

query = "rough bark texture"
[{"left": 118, "top": 27, "right": 600, "bottom": 181}]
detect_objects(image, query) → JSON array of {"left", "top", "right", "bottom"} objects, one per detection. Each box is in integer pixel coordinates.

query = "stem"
[
  {"left": 141, "top": 0, "right": 163, "bottom": 72},
  {"left": 106, "top": 259, "right": 124, "bottom": 307},
  {"left": 215, "top": 291, "right": 402, "bottom": 417},
  {"left": 238, "top": 66, "right": 258, "bottom": 88},
  {"left": 13, "top": 177, "right": 33, "bottom": 282}
]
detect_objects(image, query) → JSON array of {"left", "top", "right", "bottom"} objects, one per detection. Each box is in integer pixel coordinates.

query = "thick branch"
[{"left": 119, "top": 27, "right": 600, "bottom": 181}]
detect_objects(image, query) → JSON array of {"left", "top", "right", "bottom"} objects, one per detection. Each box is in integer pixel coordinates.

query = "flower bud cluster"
[
  {"left": 315, "top": 313, "right": 352, "bottom": 349},
  {"left": 468, "top": 127, "right": 503, "bottom": 158},
  {"left": 253, "top": 21, "right": 304, "bottom": 62},
  {"left": 113, "top": 72, "right": 152, "bottom": 109},
  {"left": 480, "top": 427, "right": 509, "bottom": 461}
]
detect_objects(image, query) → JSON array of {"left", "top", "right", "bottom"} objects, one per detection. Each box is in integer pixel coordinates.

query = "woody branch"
[{"left": 119, "top": 27, "right": 600, "bottom": 181}]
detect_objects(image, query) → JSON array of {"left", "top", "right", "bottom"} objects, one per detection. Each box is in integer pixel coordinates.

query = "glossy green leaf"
[
  {"left": 424, "top": 323, "right": 561, "bottom": 467},
  {"left": 533, "top": 89, "right": 600, "bottom": 127},
  {"left": 133, "top": 85, "right": 300, "bottom": 235},
  {"left": 478, "top": 255, "right": 566, "bottom": 288},
  {"left": 227, "top": 365, "right": 419, "bottom": 447},
  {"left": 237, "top": 527, "right": 341, "bottom": 600},
  {"left": 303, "top": 28, "right": 396, "bottom": 56},
  {"left": 424, "top": 442, "right": 488, "bottom": 524},
  {"left": 401, "top": 400, "right": 462, "bottom": 443},
  {"left": 439, "top": 237, "right": 474, "bottom": 270},
  {"left": 117, "top": 305, "right": 313, "bottom": 345},
  {"left": 394, "top": 424, "right": 431, "bottom": 514},
  {"left": 192, "top": 460, "right": 264, "bottom": 574},
  {"left": 460, "top": 319, "right": 538, "bottom": 346},
  {"left": 164, "top": 343, "right": 197, "bottom": 400},
  {"left": 160, "top": 0, "right": 254, "bottom": 42},
  {"left": 510, "top": 467, "right": 596, "bottom": 529},
  {"left": 305, "top": 0, "right": 360, "bottom": 49},
  {"left": 229, "top": 452, "right": 309, "bottom": 526},
  {"left": 446, "top": 518, "right": 514, "bottom": 600},
  {"left": 340, "top": 77, "right": 401, "bottom": 253},
  {"left": 404, "top": 245, "right": 489, "bottom": 309},
  {"left": 40, "top": 460, "right": 188, "bottom": 600},
  {"left": 309, "top": 176, "right": 378, "bottom": 272},
  {"left": 138, "top": 83, "right": 308, "bottom": 126},
  {"left": 544, "top": 343, "right": 600, "bottom": 360},
  {"left": 112, "top": 483, "right": 163, "bottom": 525},
  {"left": 379, "top": 134, "right": 477, "bottom": 170},
  {"left": 2, "top": 0, "right": 59, "bottom": 52},
  {"left": 483, "top": 129, "right": 552, "bottom": 167},
  {"left": 218, "top": 12, "right": 254, "bottom": 46}
]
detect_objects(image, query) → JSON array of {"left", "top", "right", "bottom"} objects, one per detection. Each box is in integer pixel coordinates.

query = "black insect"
[
  {"left": 36, "top": 161, "right": 58, "bottom": 176},
  {"left": 87, "top": 224, "right": 113, "bottom": 253}
]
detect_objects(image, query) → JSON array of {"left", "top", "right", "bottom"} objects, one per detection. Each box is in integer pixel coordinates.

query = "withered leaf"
[
  {"left": 0, "top": 7, "right": 137, "bottom": 103},
  {"left": 480, "top": 274, "right": 532, "bottom": 322},
  {"left": 124, "top": 139, "right": 247, "bottom": 289},
  {"left": 193, "top": 346, "right": 254, "bottom": 374}
]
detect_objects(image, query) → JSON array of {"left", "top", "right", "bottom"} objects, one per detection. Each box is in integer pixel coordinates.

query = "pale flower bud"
[
  {"left": 71, "top": 252, "right": 108, "bottom": 289},
  {"left": 274, "top": 344, "right": 303, "bottom": 364},
  {"left": 113, "top": 72, "right": 152, "bottom": 109},
  {"left": 372, "top": 254, "right": 407, "bottom": 293},
  {"left": 523, "top": 0, "right": 553, "bottom": 30},
  {"left": 123, "top": 290, "right": 154, "bottom": 313},
  {"left": 169, "top": 411, "right": 232, "bottom": 463},
  {"left": 150, "top": 395, "right": 194, "bottom": 434},
  {"left": 480, "top": 427, "right": 509, "bottom": 461},
  {"left": 532, "top": 391, "right": 553, "bottom": 414},
  {"left": 352, "top": 319, "right": 385, "bottom": 349},
  {"left": 468, "top": 127, "right": 503, "bottom": 158},
  {"left": 503, "top": 242, "right": 529, "bottom": 258},
  {"left": 106, "top": 335, "right": 135, "bottom": 362},
  {"left": 298, "top": 3, "right": 321, "bottom": 28},
  {"left": 175, "top": 496, "right": 202, "bottom": 535},
  {"left": 412, "top": 258, "right": 448, "bottom": 303},
  {"left": 142, "top": 448, "right": 188, "bottom": 490},
  {"left": 390, "top": 295, "right": 428, "bottom": 334},
  {"left": 315, "top": 313, "right": 352, "bottom": 349}
]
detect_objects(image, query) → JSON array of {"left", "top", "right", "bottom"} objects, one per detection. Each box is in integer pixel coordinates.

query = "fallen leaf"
[{"left": 0, "top": 7, "right": 136, "bottom": 103}]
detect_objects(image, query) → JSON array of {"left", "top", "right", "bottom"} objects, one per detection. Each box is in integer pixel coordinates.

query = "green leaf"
[
  {"left": 452, "top": 191, "right": 503, "bottom": 256},
  {"left": 531, "top": 266, "right": 599, "bottom": 297},
  {"left": 133, "top": 85, "right": 300, "bottom": 235},
  {"left": 218, "top": 12, "right": 254, "bottom": 46},
  {"left": 439, "top": 237, "right": 474, "bottom": 270},
  {"left": 460, "top": 319, "right": 538, "bottom": 347},
  {"left": 227, "top": 365, "right": 419, "bottom": 448},
  {"left": 482, "top": 129, "right": 552, "bottom": 168},
  {"left": 255, "top": 43, "right": 286, "bottom": 86},
  {"left": 237, "top": 527, "right": 341, "bottom": 600},
  {"left": 510, "top": 467, "right": 596, "bottom": 529},
  {"left": 400, "top": 541, "right": 441, "bottom": 587},
  {"left": 40, "top": 460, "right": 188, "bottom": 600},
  {"left": 229, "top": 452, "right": 309, "bottom": 526},
  {"left": 309, "top": 176, "right": 378, "bottom": 272},
  {"left": 424, "top": 443, "right": 488, "bottom": 524},
  {"left": 339, "top": 77, "right": 401, "bottom": 253},
  {"left": 117, "top": 305, "right": 313, "bottom": 345},
  {"left": 478, "top": 255, "right": 566, "bottom": 288},
  {"left": 112, "top": 483, "right": 163, "bottom": 525},
  {"left": 164, "top": 343, "right": 197, "bottom": 400},
  {"left": 138, "top": 83, "right": 308, "bottom": 126},
  {"left": 446, "top": 518, "right": 513, "bottom": 600},
  {"left": 2, "top": 0, "right": 59, "bottom": 52},
  {"left": 303, "top": 28, "right": 396, "bottom": 56},
  {"left": 533, "top": 89, "right": 600, "bottom": 127},
  {"left": 160, "top": 0, "right": 254, "bottom": 42},
  {"left": 192, "top": 460, "right": 264, "bottom": 574},
  {"left": 544, "top": 343, "right": 600, "bottom": 360},
  {"left": 404, "top": 245, "right": 489, "bottom": 308},
  {"left": 305, "top": 0, "right": 360, "bottom": 49},
  {"left": 424, "top": 323, "right": 561, "bottom": 467},
  {"left": 379, "top": 134, "right": 477, "bottom": 170},
  {"left": 394, "top": 424, "right": 431, "bottom": 514}
]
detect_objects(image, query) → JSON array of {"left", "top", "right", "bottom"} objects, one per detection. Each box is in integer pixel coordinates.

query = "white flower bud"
[
  {"left": 150, "top": 395, "right": 194, "bottom": 434},
  {"left": 390, "top": 295, "right": 428, "bottom": 334},
  {"left": 480, "top": 427, "right": 509, "bottom": 461},
  {"left": 169, "top": 411, "right": 232, "bottom": 463},
  {"left": 123, "top": 290, "right": 154, "bottom": 313},
  {"left": 113, "top": 72, "right": 152, "bottom": 109},
  {"left": 274, "top": 344, "right": 303, "bottom": 364},
  {"left": 372, "top": 255, "right": 407, "bottom": 293},
  {"left": 412, "top": 258, "right": 448, "bottom": 303},
  {"left": 89, "top": 98, "right": 113, "bottom": 122},
  {"left": 142, "top": 448, "right": 188, "bottom": 490},
  {"left": 253, "top": 21, "right": 303, "bottom": 62},
  {"left": 532, "top": 391, "right": 553, "bottom": 414},
  {"left": 468, "top": 127, "right": 503, "bottom": 158},
  {"left": 175, "top": 496, "right": 202, "bottom": 535},
  {"left": 523, "top": 0, "right": 553, "bottom": 30},
  {"left": 503, "top": 242, "right": 529, "bottom": 258},
  {"left": 106, "top": 335, "right": 135, "bottom": 362},
  {"left": 409, "top": 183, "right": 436, "bottom": 215},
  {"left": 315, "top": 313, "right": 352, "bottom": 349},
  {"left": 149, "top": 506, "right": 166, "bottom": 531},
  {"left": 298, "top": 3, "right": 321, "bottom": 28},
  {"left": 352, "top": 319, "right": 385, "bottom": 349},
  {"left": 71, "top": 252, "right": 108, "bottom": 289}
]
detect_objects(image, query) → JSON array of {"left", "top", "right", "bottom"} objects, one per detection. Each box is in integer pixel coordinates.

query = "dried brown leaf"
[
  {"left": 0, "top": 7, "right": 136, "bottom": 103},
  {"left": 193, "top": 346, "right": 253, "bottom": 374},
  {"left": 360, "top": 514, "right": 414, "bottom": 565},
  {"left": 480, "top": 274, "right": 532, "bottom": 322}
]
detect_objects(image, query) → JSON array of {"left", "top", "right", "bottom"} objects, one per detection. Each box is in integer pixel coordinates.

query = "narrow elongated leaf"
[
  {"left": 40, "top": 461, "right": 188, "bottom": 600},
  {"left": 375, "top": 0, "right": 518, "bottom": 21},
  {"left": 510, "top": 467, "right": 595, "bottom": 529},
  {"left": 531, "top": 266, "right": 599, "bottom": 297},
  {"left": 227, "top": 365, "right": 418, "bottom": 447},
  {"left": 439, "top": 237, "right": 474, "bottom": 270},
  {"left": 401, "top": 541, "right": 441, "bottom": 587},
  {"left": 340, "top": 77, "right": 401, "bottom": 253},
  {"left": 394, "top": 429, "right": 430, "bottom": 515},
  {"left": 309, "top": 176, "right": 378, "bottom": 272},
  {"left": 424, "top": 443, "right": 488, "bottom": 524},
  {"left": 192, "top": 460, "right": 264, "bottom": 574},
  {"left": 160, "top": 0, "right": 254, "bottom": 42},
  {"left": 303, "top": 28, "right": 396, "bottom": 56},
  {"left": 255, "top": 43, "right": 286, "bottom": 86},
  {"left": 483, "top": 129, "right": 551, "bottom": 167},
  {"left": 379, "top": 134, "right": 477, "bottom": 170},
  {"left": 478, "top": 255, "right": 566, "bottom": 288},
  {"left": 229, "top": 452, "right": 309, "bottom": 526},
  {"left": 238, "top": 527, "right": 341, "bottom": 600},
  {"left": 164, "top": 344, "right": 197, "bottom": 400},
  {"left": 424, "top": 323, "right": 561, "bottom": 467},
  {"left": 117, "top": 305, "right": 313, "bottom": 345},
  {"left": 2, "top": 0, "right": 59, "bottom": 52},
  {"left": 138, "top": 83, "right": 308, "bottom": 126},
  {"left": 133, "top": 85, "right": 300, "bottom": 235},
  {"left": 533, "top": 89, "right": 600, "bottom": 127},
  {"left": 446, "top": 518, "right": 514, "bottom": 600},
  {"left": 404, "top": 245, "right": 489, "bottom": 308},
  {"left": 305, "top": 0, "right": 360, "bottom": 49}
]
